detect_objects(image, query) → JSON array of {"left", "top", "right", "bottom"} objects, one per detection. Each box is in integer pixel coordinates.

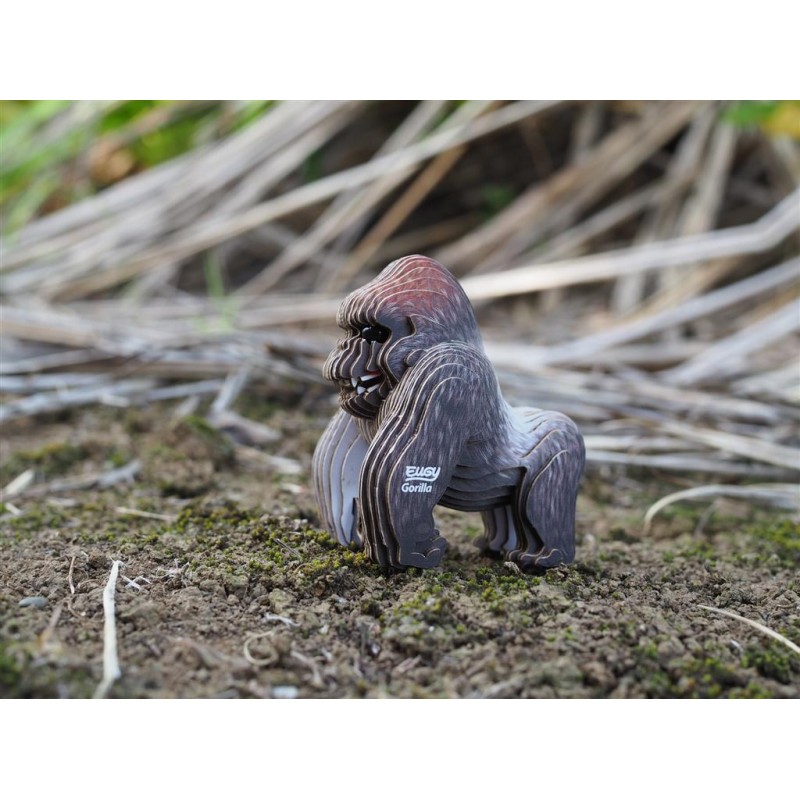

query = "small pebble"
[
  {"left": 272, "top": 685, "right": 299, "bottom": 700},
  {"left": 19, "top": 596, "right": 47, "bottom": 609}
]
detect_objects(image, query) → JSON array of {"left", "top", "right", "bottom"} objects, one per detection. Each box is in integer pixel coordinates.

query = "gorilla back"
[{"left": 313, "top": 255, "right": 585, "bottom": 570}]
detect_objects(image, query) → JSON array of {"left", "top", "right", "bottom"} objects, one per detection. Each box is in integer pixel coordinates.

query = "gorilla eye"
[{"left": 360, "top": 325, "right": 390, "bottom": 343}]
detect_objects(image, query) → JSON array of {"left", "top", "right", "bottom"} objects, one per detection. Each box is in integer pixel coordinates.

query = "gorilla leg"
[
  {"left": 477, "top": 505, "right": 519, "bottom": 555},
  {"left": 508, "top": 412, "right": 585, "bottom": 569},
  {"left": 312, "top": 409, "right": 369, "bottom": 547}
]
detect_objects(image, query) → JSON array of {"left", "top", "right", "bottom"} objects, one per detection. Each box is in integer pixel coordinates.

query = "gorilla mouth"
[
  {"left": 338, "top": 369, "right": 386, "bottom": 418},
  {"left": 348, "top": 370, "right": 382, "bottom": 395}
]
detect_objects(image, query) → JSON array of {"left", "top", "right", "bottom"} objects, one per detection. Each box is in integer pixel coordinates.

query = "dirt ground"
[{"left": 1, "top": 394, "right": 798, "bottom": 699}]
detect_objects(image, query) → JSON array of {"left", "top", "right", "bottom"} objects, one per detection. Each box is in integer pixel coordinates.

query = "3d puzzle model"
[{"left": 313, "top": 255, "right": 585, "bottom": 570}]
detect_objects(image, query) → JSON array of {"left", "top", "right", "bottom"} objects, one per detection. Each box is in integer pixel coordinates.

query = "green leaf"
[{"left": 723, "top": 101, "right": 780, "bottom": 127}]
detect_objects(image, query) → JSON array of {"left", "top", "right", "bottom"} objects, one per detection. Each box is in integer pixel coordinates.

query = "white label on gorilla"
[
  {"left": 401, "top": 483, "right": 433, "bottom": 493},
  {"left": 405, "top": 465, "right": 440, "bottom": 482}
]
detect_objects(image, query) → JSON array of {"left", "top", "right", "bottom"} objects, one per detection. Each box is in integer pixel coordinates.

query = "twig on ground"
[
  {"left": 290, "top": 649, "right": 325, "bottom": 689},
  {"left": 209, "top": 410, "right": 280, "bottom": 446},
  {"left": 209, "top": 367, "right": 251, "bottom": 416},
  {"left": 0, "top": 468, "right": 35, "bottom": 501},
  {"left": 242, "top": 632, "right": 280, "bottom": 667},
  {"left": 114, "top": 506, "right": 177, "bottom": 522},
  {"left": 121, "top": 575, "right": 151, "bottom": 590},
  {"left": 37, "top": 599, "right": 66, "bottom": 653},
  {"left": 698, "top": 605, "right": 800, "bottom": 657},
  {"left": 274, "top": 538, "right": 302, "bottom": 558},
  {"left": 94, "top": 559, "right": 123, "bottom": 698},
  {"left": 263, "top": 613, "right": 299, "bottom": 627},
  {"left": 8, "top": 460, "right": 141, "bottom": 499},
  {"left": 644, "top": 484, "right": 800, "bottom": 531}
]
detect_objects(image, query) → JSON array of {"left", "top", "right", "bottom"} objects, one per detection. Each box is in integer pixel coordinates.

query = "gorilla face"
[
  {"left": 323, "top": 255, "right": 483, "bottom": 420},
  {"left": 323, "top": 308, "right": 413, "bottom": 420}
]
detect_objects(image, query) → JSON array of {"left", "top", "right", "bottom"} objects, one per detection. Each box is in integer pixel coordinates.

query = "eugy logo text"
[
  {"left": 401, "top": 465, "right": 440, "bottom": 493},
  {"left": 405, "top": 465, "right": 440, "bottom": 482}
]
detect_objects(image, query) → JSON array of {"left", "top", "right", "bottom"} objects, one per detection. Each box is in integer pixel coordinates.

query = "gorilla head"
[{"left": 324, "top": 255, "right": 484, "bottom": 419}]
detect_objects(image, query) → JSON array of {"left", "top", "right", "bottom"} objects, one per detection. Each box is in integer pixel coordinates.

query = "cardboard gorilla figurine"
[{"left": 313, "top": 255, "right": 585, "bottom": 570}]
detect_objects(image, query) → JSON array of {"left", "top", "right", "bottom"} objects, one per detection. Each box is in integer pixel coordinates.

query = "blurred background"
[{"left": 1, "top": 99, "right": 799, "bottom": 513}]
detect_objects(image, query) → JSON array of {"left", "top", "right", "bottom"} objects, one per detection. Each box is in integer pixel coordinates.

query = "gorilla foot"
[
  {"left": 397, "top": 533, "right": 447, "bottom": 569},
  {"left": 507, "top": 545, "right": 564, "bottom": 571}
]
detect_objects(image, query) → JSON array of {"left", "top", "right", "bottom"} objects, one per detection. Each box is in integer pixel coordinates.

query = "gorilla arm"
[
  {"left": 312, "top": 409, "right": 369, "bottom": 547},
  {"left": 357, "top": 344, "right": 489, "bottom": 569}
]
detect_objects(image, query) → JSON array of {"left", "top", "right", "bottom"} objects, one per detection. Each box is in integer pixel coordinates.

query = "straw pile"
[{"left": 1, "top": 100, "right": 798, "bottom": 511}]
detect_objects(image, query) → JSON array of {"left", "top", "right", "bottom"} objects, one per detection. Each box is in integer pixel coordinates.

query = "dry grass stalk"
[
  {"left": 662, "top": 298, "right": 800, "bottom": 385},
  {"left": 658, "top": 122, "right": 739, "bottom": 290},
  {"left": 236, "top": 100, "right": 454, "bottom": 295},
  {"left": 2, "top": 101, "right": 556, "bottom": 300},
  {"left": 621, "top": 121, "right": 741, "bottom": 323},
  {"left": 733, "top": 359, "right": 800, "bottom": 403},
  {"left": 327, "top": 101, "right": 499, "bottom": 288},
  {"left": 2, "top": 102, "right": 798, "bottom": 505},
  {"left": 533, "top": 183, "right": 663, "bottom": 267},
  {"left": 515, "top": 256, "right": 799, "bottom": 367},
  {"left": 439, "top": 101, "right": 701, "bottom": 271},
  {"left": 459, "top": 191, "right": 799, "bottom": 301},
  {"left": 585, "top": 451, "right": 792, "bottom": 477},
  {"left": 656, "top": 419, "right": 799, "bottom": 471},
  {"left": 611, "top": 102, "right": 720, "bottom": 314},
  {"left": 319, "top": 100, "right": 455, "bottom": 275}
]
